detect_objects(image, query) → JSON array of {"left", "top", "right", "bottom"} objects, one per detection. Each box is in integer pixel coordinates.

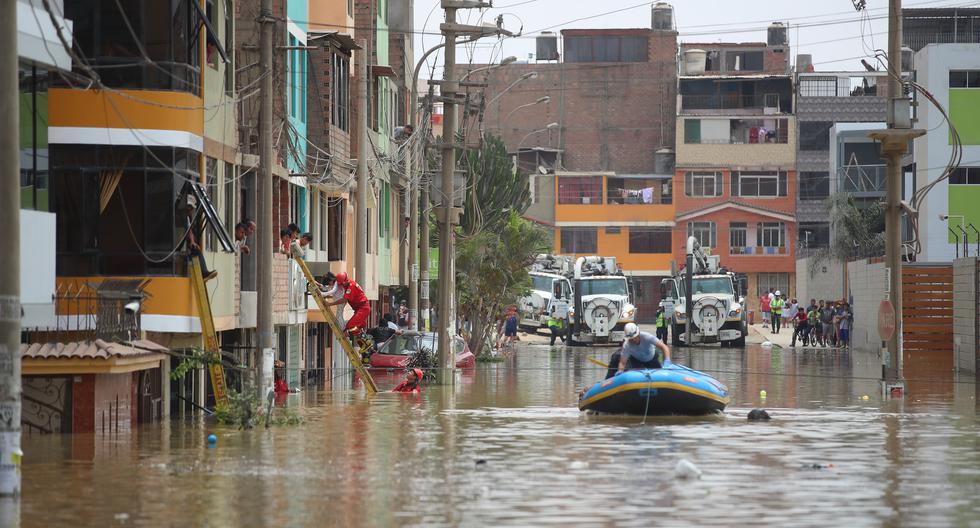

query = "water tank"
[
  {"left": 652, "top": 2, "right": 674, "bottom": 31},
  {"left": 768, "top": 22, "right": 788, "bottom": 46},
  {"left": 536, "top": 32, "right": 559, "bottom": 61},
  {"left": 683, "top": 49, "right": 707, "bottom": 75},
  {"left": 655, "top": 148, "right": 675, "bottom": 174},
  {"left": 796, "top": 54, "right": 813, "bottom": 72}
]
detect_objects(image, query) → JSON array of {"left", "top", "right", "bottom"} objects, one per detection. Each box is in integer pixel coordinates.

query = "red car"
[{"left": 369, "top": 332, "right": 476, "bottom": 370}]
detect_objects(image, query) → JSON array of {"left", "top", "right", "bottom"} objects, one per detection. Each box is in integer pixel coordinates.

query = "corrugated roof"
[{"left": 21, "top": 339, "right": 169, "bottom": 360}]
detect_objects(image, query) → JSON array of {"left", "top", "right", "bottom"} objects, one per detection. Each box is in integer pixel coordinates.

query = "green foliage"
[
  {"left": 169, "top": 348, "right": 211, "bottom": 380},
  {"left": 406, "top": 346, "right": 436, "bottom": 381},
  {"left": 808, "top": 193, "right": 885, "bottom": 272},
  {"left": 212, "top": 385, "right": 304, "bottom": 428},
  {"left": 460, "top": 134, "right": 532, "bottom": 236}
]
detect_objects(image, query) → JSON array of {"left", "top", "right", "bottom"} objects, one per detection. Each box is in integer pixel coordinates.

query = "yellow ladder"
[
  {"left": 188, "top": 258, "right": 230, "bottom": 408},
  {"left": 292, "top": 255, "right": 378, "bottom": 393}
]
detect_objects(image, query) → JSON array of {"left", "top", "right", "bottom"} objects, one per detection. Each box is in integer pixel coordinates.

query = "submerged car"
[{"left": 369, "top": 331, "right": 476, "bottom": 370}]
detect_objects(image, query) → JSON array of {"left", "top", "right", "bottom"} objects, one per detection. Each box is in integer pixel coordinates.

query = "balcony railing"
[
  {"left": 730, "top": 246, "right": 788, "bottom": 256},
  {"left": 797, "top": 73, "right": 888, "bottom": 98},
  {"left": 681, "top": 94, "right": 783, "bottom": 112},
  {"left": 839, "top": 165, "right": 886, "bottom": 196}
]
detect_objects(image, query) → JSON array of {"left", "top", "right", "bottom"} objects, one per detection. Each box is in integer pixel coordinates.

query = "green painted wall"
[
  {"left": 949, "top": 89, "right": 980, "bottom": 145},
  {"left": 948, "top": 185, "right": 980, "bottom": 242}
]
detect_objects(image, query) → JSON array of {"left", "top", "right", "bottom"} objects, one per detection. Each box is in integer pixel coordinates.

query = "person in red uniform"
[
  {"left": 326, "top": 271, "right": 371, "bottom": 336},
  {"left": 391, "top": 368, "right": 424, "bottom": 393}
]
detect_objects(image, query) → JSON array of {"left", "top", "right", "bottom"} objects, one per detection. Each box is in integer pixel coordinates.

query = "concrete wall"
[
  {"left": 846, "top": 259, "right": 887, "bottom": 353},
  {"left": 796, "top": 256, "right": 847, "bottom": 305},
  {"left": 953, "top": 257, "right": 977, "bottom": 373}
]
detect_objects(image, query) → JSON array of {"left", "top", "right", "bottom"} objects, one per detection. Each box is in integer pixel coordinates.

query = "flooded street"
[{"left": 21, "top": 343, "right": 980, "bottom": 527}]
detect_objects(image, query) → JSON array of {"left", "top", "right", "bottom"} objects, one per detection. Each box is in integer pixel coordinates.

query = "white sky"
[{"left": 412, "top": 0, "right": 980, "bottom": 80}]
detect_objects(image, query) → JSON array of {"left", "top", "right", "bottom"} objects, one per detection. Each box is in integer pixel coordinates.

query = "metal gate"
[{"left": 902, "top": 264, "right": 954, "bottom": 355}]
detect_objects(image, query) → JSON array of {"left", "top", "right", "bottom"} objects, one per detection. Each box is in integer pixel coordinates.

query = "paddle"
[{"left": 587, "top": 357, "right": 609, "bottom": 368}]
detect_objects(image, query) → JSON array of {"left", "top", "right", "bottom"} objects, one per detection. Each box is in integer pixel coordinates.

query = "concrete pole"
[
  {"left": 0, "top": 0, "right": 22, "bottom": 497},
  {"left": 421, "top": 172, "right": 431, "bottom": 332},
  {"left": 407, "top": 117, "right": 419, "bottom": 330},
  {"left": 356, "top": 41, "right": 369, "bottom": 286},
  {"left": 437, "top": 6, "right": 458, "bottom": 385},
  {"left": 885, "top": 0, "right": 904, "bottom": 383},
  {"left": 256, "top": 0, "right": 275, "bottom": 398}
]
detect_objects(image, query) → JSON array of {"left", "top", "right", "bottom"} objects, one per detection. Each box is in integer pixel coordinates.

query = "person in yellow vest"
[
  {"left": 655, "top": 305, "right": 668, "bottom": 342},
  {"left": 547, "top": 306, "right": 566, "bottom": 346},
  {"left": 770, "top": 291, "right": 785, "bottom": 334}
]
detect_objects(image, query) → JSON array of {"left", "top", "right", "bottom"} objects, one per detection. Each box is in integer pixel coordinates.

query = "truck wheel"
[{"left": 731, "top": 335, "right": 746, "bottom": 347}]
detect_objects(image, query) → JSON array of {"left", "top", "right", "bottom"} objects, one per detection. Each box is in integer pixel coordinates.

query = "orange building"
[{"left": 554, "top": 171, "right": 675, "bottom": 323}]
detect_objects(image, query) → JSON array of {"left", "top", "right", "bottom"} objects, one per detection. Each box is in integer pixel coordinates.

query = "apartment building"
[
  {"left": 470, "top": 4, "right": 679, "bottom": 323},
  {"left": 674, "top": 25, "right": 797, "bottom": 312}
]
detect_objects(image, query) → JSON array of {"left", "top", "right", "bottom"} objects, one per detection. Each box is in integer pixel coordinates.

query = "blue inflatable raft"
[{"left": 578, "top": 363, "right": 730, "bottom": 415}]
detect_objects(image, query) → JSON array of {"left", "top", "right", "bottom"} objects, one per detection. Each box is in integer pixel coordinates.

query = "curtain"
[{"left": 99, "top": 168, "right": 124, "bottom": 214}]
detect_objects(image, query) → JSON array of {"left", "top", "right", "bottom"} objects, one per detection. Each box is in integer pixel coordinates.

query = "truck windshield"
[
  {"left": 579, "top": 278, "right": 628, "bottom": 296},
  {"left": 530, "top": 275, "right": 554, "bottom": 292},
  {"left": 679, "top": 277, "right": 734, "bottom": 297}
]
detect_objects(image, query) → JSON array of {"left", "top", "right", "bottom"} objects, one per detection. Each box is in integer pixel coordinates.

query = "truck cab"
[
  {"left": 569, "top": 256, "right": 636, "bottom": 344},
  {"left": 519, "top": 255, "right": 574, "bottom": 333}
]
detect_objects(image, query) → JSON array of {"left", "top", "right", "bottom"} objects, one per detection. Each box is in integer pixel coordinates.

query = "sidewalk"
[{"left": 748, "top": 322, "right": 794, "bottom": 348}]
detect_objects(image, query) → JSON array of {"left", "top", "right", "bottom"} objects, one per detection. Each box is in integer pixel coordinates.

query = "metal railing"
[
  {"left": 838, "top": 165, "right": 887, "bottom": 195},
  {"left": 797, "top": 73, "right": 888, "bottom": 98},
  {"left": 730, "top": 246, "right": 788, "bottom": 256}
]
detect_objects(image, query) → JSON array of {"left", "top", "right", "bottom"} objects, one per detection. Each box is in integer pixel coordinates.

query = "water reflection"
[{"left": 21, "top": 343, "right": 980, "bottom": 527}]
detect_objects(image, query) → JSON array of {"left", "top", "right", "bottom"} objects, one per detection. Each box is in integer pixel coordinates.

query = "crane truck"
[
  {"left": 519, "top": 255, "right": 574, "bottom": 334},
  {"left": 661, "top": 236, "right": 748, "bottom": 347},
  {"left": 569, "top": 256, "right": 636, "bottom": 345}
]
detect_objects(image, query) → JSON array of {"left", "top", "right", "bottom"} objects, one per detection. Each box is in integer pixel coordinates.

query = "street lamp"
[
  {"left": 518, "top": 122, "right": 559, "bottom": 149},
  {"left": 485, "top": 71, "right": 538, "bottom": 108},
  {"left": 460, "top": 56, "right": 517, "bottom": 82},
  {"left": 506, "top": 96, "right": 550, "bottom": 120}
]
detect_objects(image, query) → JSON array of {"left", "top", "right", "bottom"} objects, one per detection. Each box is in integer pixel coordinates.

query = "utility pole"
[
  {"left": 870, "top": 0, "right": 922, "bottom": 395},
  {"left": 256, "top": 0, "right": 275, "bottom": 398},
  {"left": 407, "top": 105, "right": 419, "bottom": 331},
  {"left": 436, "top": 2, "right": 460, "bottom": 385},
  {"left": 0, "top": 0, "right": 21, "bottom": 497},
  {"left": 356, "top": 40, "right": 369, "bottom": 287}
]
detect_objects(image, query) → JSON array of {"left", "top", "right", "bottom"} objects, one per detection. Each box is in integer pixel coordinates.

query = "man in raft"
[{"left": 605, "top": 323, "right": 672, "bottom": 379}]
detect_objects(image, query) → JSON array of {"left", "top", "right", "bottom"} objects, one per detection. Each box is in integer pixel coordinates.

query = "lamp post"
[
  {"left": 506, "top": 96, "right": 550, "bottom": 121},
  {"left": 460, "top": 56, "right": 517, "bottom": 82},
  {"left": 518, "top": 122, "right": 559, "bottom": 149}
]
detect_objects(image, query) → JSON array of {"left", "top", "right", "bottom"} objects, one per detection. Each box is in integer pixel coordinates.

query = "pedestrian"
[
  {"left": 604, "top": 323, "right": 671, "bottom": 379},
  {"left": 287, "top": 223, "right": 300, "bottom": 240},
  {"left": 838, "top": 302, "right": 853, "bottom": 349},
  {"left": 783, "top": 295, "right": 794, "bottom": 330},
  {"left": 821, "top": 300, "right": 836, "bottom": 347},
  {"left": 655, "top": 305, "right": 668, "bottom": 342},
  {"left": 770, "top": 291, "right": 785, "bottom": 334},
  {"left": 807, "top": 302, "right": 821, "bottom": 346},
  {"left": 397, "top": 300, "right": 410, "bottom": 328},
  {"left": 547, "top": 306, "right": 566, "bottom": 346},
  {"left": 790, "top": 306, "right": 809, "bottom": 347},
  {"left": 502, "top": 306, "right": 519, "bottom": 348},
  {"left": 760, "top": 290, "right": 772, "bottom": 329}
]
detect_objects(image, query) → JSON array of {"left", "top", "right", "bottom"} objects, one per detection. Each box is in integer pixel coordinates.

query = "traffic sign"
[{"left": 878, "top": 299, "right": 896, "bottom": 341}]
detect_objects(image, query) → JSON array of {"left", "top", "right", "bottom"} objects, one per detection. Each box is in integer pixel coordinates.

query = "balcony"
[
  {"left": 677, "top": 118, "right": 796, "bottom": 167},
  {"left": 730, "top": 246, "right": 789, "bottom": 256},
  {"left": 678, "top": 77, "right": 793, "bottom": 115},
  {"left": 555, "top": 174, "right": 674, "bottom": 224},
  {"left": 838, "top": 165, "right": 886, "bottom": 197},
  {"left": 681, "top": 94, "right": 783, "bottom": 112},
  {"left": 797, "top": 72, "right": 889, "bottom": 99}
]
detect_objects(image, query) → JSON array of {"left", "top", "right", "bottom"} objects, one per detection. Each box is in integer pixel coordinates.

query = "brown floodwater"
[{"left": 18, "top": 343, "right": 980, "bottom": 527}]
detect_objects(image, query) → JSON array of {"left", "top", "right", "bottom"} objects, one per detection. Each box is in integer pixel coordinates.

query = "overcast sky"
[{"left": 412, "top": 0, "right": 979, "bottom": 80}]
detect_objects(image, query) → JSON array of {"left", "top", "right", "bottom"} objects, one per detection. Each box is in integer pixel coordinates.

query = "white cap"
[
  {"left": 775, "top": 290, "right": 781, "bottom": 296},
  {"left": 624, "top": 322, "right": 640, "bottom": 338}
]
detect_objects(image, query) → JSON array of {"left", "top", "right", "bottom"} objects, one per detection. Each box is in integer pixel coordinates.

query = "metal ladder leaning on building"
[
  {"left": 291, "top": 253, "right": 379, "bottom": 394},
  {"left": 188, "top": 258, "right": 230, "bottom": 408}
]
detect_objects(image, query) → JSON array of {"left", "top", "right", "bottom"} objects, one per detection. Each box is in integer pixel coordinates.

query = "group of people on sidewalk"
[{"left": 760, "top": 289, "right": 854, "bottom": 349}]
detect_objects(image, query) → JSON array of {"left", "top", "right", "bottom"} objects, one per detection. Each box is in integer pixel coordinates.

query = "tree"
[
  {"left": 809, "top": 193, "right": 885, "bottom": 272},
  {"left": 460, "top": 134, "right": 532, "bottom": 237},
  {"left": 456, "top": 211, "right": 551, "bottom": 355}
]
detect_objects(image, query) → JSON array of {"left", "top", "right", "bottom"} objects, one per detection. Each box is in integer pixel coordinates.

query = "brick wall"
[
  {"left": 475, "top": 29, "right": 678, "bottom": 174},
  {"left": 307, "top": 39, "right": 353, "bottom": 186},
  {"left": 273, "top": 253, "right": 289, "bottom": 316},
  {"left": 953, "top": 257, "right": 977, "bottom": 373}
]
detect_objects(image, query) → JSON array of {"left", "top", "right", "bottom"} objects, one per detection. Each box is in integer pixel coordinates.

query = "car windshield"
[
  {"left": 679, "top": 277, "right": 734, "bottom": 297},
  {"left": 530, "top": 275, "right": 554, "bottom": 292},
  {"left": 578, "top": 278, "right": 628, "bottom": 296}
]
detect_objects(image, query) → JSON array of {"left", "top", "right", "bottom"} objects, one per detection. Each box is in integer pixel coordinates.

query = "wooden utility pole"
[
  {"left": 257, "top": 0, "right": 275, "bottom": 397},
  {"left": 0, "top": 0, "right": 22, "bottom": 497}
]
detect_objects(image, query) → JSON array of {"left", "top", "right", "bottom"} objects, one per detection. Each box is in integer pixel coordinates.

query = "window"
[
  {"left": 724, "top": 50, "right": 764, "bottom": 71},
  {"left": 318, "top": 193, "right": 328, "bottom": 251},
  {"left": 756, "top": 273, "right": 789, "bottom": 297},
  {"left": 331, "top": 52, "right": 350, "bottom": 131},
  {"left": 729, "top": 222, "right": 747, "bottom": 253},
  {"left": 564, "top": 36, "right": 648, "bottom": 63},
  {"left": 798, "top": 76, "right": 838, "bottom": 97},
  {"left": 799, "top": 171, "right": 830, "bottom": 200},
  {"left": 328, "top": 197, "right": 345, "bottom": 261},
  {"left": 557, "top": 176, "right": 602, "bottom": 204},
  {"left": 799, "top": 222, "right": 830, "bottom": 249},
  {"left": 684, "top": 119, "right": 701, "bottom": 144},
  {"left": 800, "top": 121, "right": 833, "bottom": 151},
  {"left": 950, "top": 167, "right": 980, "bottom": 184},
  {"left": 756, "top": 222, "right": 785, "bottom": 248},
  {"left": 560, "top": 228, "right": 597, "bottom": 254},
  {"left": 290, "top": 185, "right": 302, "bottom": 229},
  {"left": 685, "top": 171, "right": 722, "bottom": 197},
  {"left": 949, "top": 70, "right": 980, "bottom": 88},
  {"left": 687, "top": 221, "right": 716, "bottom": 249},
  {"left": 736, "top": 171, "right": 787, "bottom": 198},
  {"left": 607, "top": 178, "right": 671, "bottom": 204},
  {"left": 224, "top": 0, "right": 234, "bottom": 95},
  {"left": 628, "top": 228, "right": 671, "bottom": 254},
  {"left": 605, "top": 227, "right": 621, "bottom": 234}
]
